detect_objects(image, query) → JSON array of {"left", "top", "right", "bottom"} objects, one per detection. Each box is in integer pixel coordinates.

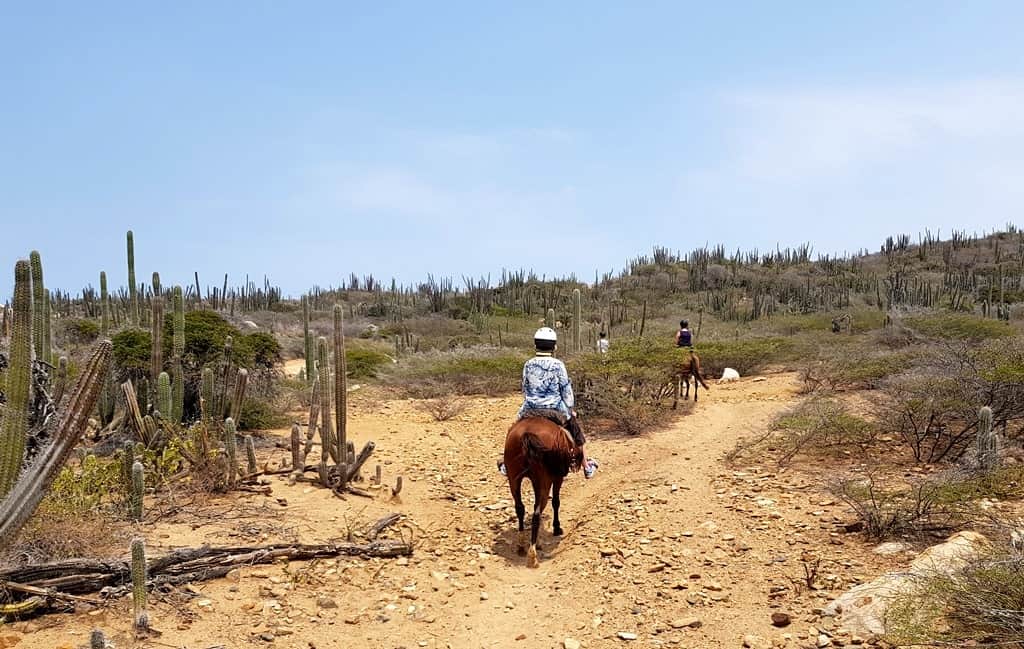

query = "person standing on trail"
[
  {"left": 597, "top": 331, "right": 609, "bottom": 354},
  {"left": 498, "top": 327, "right": 598, "bottom": 479},
  {"left": 675, "top": 320, "right": 693, "bottom": 348}
]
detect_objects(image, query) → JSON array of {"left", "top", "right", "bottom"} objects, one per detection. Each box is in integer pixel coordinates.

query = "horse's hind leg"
[
  {"left": 683, "top": 375, "right": 690, "bottom": 400},
  {"left": 551, "top": 476, "right": 564, "bottom": 537},
  {"left": 527, "top": 476, "right": 551, "bottom": 568},
  {"left": 510, "top": 475, "right": 527, "bottom": 556}
]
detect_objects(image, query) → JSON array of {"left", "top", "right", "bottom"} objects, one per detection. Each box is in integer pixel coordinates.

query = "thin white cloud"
[{"left": 717, "top": 79, "right": 1024, "bottom": 182}]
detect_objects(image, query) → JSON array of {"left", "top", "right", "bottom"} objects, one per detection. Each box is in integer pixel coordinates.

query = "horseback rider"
[
  {"left": 675, "top": 319, "right": 693, "bottom": 348},
  {"left": 499, "top": 327, "right": 598, "bottom": 478}
]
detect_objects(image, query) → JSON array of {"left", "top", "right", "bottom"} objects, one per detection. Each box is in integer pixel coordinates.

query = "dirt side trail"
[{"left": 8, "top": 373, "right": 895, "bottom": 649}]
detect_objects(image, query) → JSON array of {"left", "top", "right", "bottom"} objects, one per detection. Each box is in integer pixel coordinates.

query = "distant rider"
[
  {"left": 675, "top": 320, "right": 693, "bottom": 348},
  {"left": 597, "top": 331, "right": 609, "bottom": 354},
  {"left": 499, "top": 327, "right": 598, "bottom": 478}
]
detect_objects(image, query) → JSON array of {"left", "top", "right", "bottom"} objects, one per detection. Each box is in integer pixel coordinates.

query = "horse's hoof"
[
  {"left": 553, "top": 527, "right": 563, "bottom": 537},
  {"left": 527, "top": 546, "right": 539, "bottom": 568}
]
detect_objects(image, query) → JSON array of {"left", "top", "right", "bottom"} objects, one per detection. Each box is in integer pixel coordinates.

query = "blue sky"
[{"left": 2, "top": 2, "right": 1021, "bottom": 299}]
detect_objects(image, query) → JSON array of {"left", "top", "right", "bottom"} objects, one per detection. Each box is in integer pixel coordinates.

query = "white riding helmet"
[{"left": 534, "top": 327, "right": 558, "bottom": 342}]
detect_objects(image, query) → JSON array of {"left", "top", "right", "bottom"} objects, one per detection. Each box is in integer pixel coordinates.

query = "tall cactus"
[
  {"left": 317, "top": 336, "right": 336, "bottom": 464},
  {"left": 229, "top": 368, "right": 248, "bottom": 424},
  {"left": 99, "top": 271, "right": 109, "bottom": 336},
  {"left": 127, "top": 231, "right": 138, "bottom": 326},
  {"left": 151, "top": 271, "right": 161, "bottom": 298},
  {"left": 53, "top": 356, "right": 68, "bottom": 404},
  {"left": 156, "top": 372, "right": 171, "bottom": 418},
  {"left": 201, "top": 367, "right": 215, "bottom": 425},
  {"left": 976, "top": 406, "right": 1001, "bottom": 471},
  {"left": 90, "top": 629, "right": 107, "bottom": 649},
  {"left": 302, "top": 295, "right": 314, "bottom": 384},
  {"left": 131, "top": 537, "right": 148, "bottom": 632},
  {"left": 42, "top": 288, "right": 52, "bottom": 364},
  {"left": 0, "top": 260, "right": 32, "bottom": 497},
  {"left": 244, "top": 435, "right": 257, "bottom": 474},
  {"left": 130, "top": 460, "right": 144, "bottom": 522},
  {"left": 150, "top": 288, "right": 163, "bottom": 387},
  {"left": 224, "top": 417, "right": 237, "bottom": 486},
  {"left": 333, "top": 305, "right": 347, "bottom": 462},
  {"left": 171, "top": 286, "right": 184, "bottom": 423},
  {"left": 572, "top": 288, "right": 581, "bottom": 353},
  {"left": 29, "top": 251, "right": 44, "bottom": 360},
  {"left": 545, "top": 308, "right": 555, "bottom": 329}
]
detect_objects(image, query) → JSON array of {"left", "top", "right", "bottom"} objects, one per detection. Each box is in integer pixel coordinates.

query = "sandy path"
[{"left": 8, "top": 373, "right": 892, "bottom": 649}]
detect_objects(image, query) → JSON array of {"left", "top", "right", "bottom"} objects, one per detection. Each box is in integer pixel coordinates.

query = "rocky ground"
[{"left": 4, "top": 372, "right": 910, "bottom": 649}]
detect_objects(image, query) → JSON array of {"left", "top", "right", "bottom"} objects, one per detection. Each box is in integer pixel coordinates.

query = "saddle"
[{"left": 519, "top": 408, "right": 584, "bottom": 447}]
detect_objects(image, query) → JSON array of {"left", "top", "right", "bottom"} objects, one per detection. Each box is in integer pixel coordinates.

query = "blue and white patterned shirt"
[{"left": 517, "top": 353, "right": 575, "bottom": 418}]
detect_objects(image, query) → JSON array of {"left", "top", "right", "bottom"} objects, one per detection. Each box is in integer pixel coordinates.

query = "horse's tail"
[
  {"left": 690, "top": 352, "right": 710, "bottom": 389},
  {"left": 521, "top": 429, "right": 576, "bottom": 477}
]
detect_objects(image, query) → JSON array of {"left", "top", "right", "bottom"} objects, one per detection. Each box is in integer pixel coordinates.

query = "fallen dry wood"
[{"left": 0, "top": 539, "right": 412, "bottom": 619}]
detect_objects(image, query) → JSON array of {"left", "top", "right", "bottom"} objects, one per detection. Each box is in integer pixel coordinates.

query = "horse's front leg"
[{"left": 683, "top": 375, "right": 690, "bottom": 400}]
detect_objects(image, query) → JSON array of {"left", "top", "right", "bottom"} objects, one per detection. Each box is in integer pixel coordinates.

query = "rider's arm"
[{"left": 558, "top": 363, "right": 575, "bottom": 410}]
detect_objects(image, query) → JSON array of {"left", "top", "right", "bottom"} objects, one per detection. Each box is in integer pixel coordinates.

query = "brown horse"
[
  {"left": 503, "top": 416, "right": 583, "bottom": 567},
  {"left": 679, "top": 350, "right": 710, "bottom": 402}
]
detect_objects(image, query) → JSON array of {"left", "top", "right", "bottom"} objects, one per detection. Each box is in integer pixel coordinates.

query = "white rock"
[{"left": 719, "top": 368, "right": 740, "bottom": 382}]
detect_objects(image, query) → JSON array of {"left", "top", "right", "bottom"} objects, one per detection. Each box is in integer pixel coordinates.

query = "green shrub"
[
  {"left": 237, "top": 398, "right": 288, "bottom": 431},
  {"left": 904, "top": 313, "right": 1012, "bottom": 342},
  {"left": 803, "top": 349, "right": 922, "bottom": 391},
  {"left": 161, "top": 310, "right": 281, "bottom": 369},
  {"left": 388, "top": 349, "right": 525, "bottom": 396},
  {"left": 696, "top": 337, "right": 799, "bottom": 375},
  {"left": 111, "top": 328, "right": 152, "bottom": 380},
  {"left": 763, "top": 398, "right": 878, "bottom": 463},
  {"left": 346, "top": 347, "right": 391, "bottom": 379},
  {"left": 64, "top": 318, "right": 100, "bottom": 344}
]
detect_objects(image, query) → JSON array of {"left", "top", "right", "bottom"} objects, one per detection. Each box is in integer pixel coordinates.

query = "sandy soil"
[{"left": 5, "top": 373, "right": 902, "bottom": 649}]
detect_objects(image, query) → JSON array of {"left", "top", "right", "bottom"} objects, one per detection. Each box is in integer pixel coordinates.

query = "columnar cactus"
[
  {"left": 302, "top": 295, "right": 314, "bottom": 384},
  {"left": 130, "top": 460, "right": 144, "bottom": 522},
  {"left": 290, "top": 423, "right": 303, "bottom": 472},
  {"left": 244, "top": 435, "right": 257, "bottom": 474},
  {"left": 127, "top": 231, "right": 138, "bottom": 326},
  {"left": 29, "top": 251, "right": 44, "bottom": 361},
  {"left": 224, "top": 417, "right": 237, "bottom": 486},
  {"left": 572, "top": 288, "right": 581, "bottom": 353},
  {"left": 42, "top": 289, "right": 52, "bottom": 364},
  {"left": 333, "top": 305, "right": 347, "bottom": 460},
  {"left": 216, "top": 337, "right": 234, "bottom": 420},
  {"left": 317, "top": 336, "right": 336, "bottom": 464},
  {"left": 150, "top": 290, "right": 163, "bottom": 386},
  {"left": 230, "top": 368, "right": 248, "bottom": 424},
  {"left": 545, "top": 308, "right": 555, "bottom": 329},
  {"left": 53, "top": 356, "right": 68, "bottom": 404},
  {"left": 157, "top": 372, "right": 171, "bottom": 419},
  {"left": 171, "top": 286, "right": 184, "bottom": 422},
  {"left": 151, "top": 271, "right": 161, "bottom": 298},
  {"left": 0, "top": 260, "right": 32, "bottom": 498},
  {"left": 99, "top": 271, "right": 109, "bottom": 336},
  {"left": 122, "top": 440, "right": 135, "bottom": 490},
  {"left": 131, "top": 537, "right": 148, "bottom": 632},
  {"left": 977, "top": 406, "right": 1001, "bottom": 471},
  {"left": 201, "top": 367, "right": 215, "bottom": 425}
]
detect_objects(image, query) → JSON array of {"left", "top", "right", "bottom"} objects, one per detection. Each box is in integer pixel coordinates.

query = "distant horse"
[
  {"left": 676, "top": 350, "right": 710, "bottom": 404},
  {"left": 503, "top": 415, "right": 583, "bottom": 567}
]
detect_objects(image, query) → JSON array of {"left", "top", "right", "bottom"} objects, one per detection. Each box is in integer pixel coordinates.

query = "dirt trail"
[{"left": 8, "top": 373, "right": 894, "bottom": 649}]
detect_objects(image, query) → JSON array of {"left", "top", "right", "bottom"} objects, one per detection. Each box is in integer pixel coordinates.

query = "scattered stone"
[
  {"left": 742, "top": 634, "right": 770, "bottom": 649},
  {"left": 317, "top": 597, "right": 338, "bottom": 609},
  {"left": 564, "top": 639, "right": 582, "bottom": 649},
  {"left": 617, "top": 632, "right": 638, "bottom": 641},
  {"left": 669, "top": 617, "right": 701, "bottom": 629},
  {"left": 771, "top": 612, "right": 791, "bottom": 627}
]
